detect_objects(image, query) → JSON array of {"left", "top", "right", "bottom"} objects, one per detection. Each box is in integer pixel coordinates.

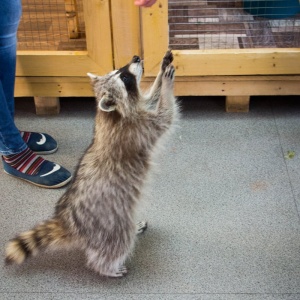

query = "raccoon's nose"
[{"left": 132, "top": 56, "right": 141, "bottom": 63}]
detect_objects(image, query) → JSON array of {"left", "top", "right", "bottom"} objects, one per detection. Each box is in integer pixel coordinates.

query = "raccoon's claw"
[
  {"left": 165, "top": 50, "right": 173, "bottom": 64},
  {"left": 102, "top": 265, "right": 128, "bottom": 278},
  {"left": 162, "top": 50, "right": 173, "bottom": 72},
  {"left": 136, "top": 221, "right": 148, "bottom": 234},
  {"left": 116, "top": 265, "right": 128, "bottom": 277}
]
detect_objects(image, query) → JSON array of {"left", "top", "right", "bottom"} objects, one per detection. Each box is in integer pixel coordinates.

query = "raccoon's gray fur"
[{"left": 5, "top": 50, "right": 178, "bottom": 277}]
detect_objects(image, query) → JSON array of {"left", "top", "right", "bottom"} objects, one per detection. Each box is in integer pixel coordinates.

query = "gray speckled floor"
[{"left": 1, "top": 96, "right": 300, "bottom": 300}]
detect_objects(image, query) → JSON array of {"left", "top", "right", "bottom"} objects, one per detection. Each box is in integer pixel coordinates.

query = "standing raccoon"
[{"left": 5, "top": 50, "right": 178, "bottom": 277}]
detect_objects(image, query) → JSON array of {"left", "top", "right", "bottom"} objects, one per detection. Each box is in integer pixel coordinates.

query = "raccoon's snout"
[{"left": 132, "top": 56, "right": 141, "bottom": 63}]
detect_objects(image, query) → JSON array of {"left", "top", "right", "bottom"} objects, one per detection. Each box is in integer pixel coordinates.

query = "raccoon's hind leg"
[
  {"left": 85, "top": 248, "right": 128, "bottom": 278},
  {"left": 136, "top": 221, "right": 147, "bottom": 234}
]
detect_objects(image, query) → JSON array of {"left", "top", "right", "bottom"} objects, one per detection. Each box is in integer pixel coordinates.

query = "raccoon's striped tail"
[{"left": 5, "top": 218, "right": 69, "bottom": 265}]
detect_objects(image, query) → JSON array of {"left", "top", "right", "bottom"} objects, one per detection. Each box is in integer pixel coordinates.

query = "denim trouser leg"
[{"left": 0, "top": 0, "right": 27, "bottom": 155}]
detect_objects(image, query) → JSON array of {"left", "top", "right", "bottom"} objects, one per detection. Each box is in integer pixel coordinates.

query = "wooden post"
[
  {"left": 65, "top": 0, "right": 79, "bottom": 39},
  {"left": 110, "top": 0, "right": 141, "bottom": 69},
  {"left": 82, "top": 0, "right": 113, "bottom": 73},
  {"left": 34, "top": 97, "right": 60, "bottom": 115},
  {"left": 142, "top": 0, "right": 169, "bottom": 76},
  {"left": 226, "top": 96, "right": 250, "bottom": 112}
]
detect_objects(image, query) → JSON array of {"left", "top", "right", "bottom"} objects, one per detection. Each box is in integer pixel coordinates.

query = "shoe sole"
[
  {"left": 33, "top": 146, "right": 58, "bottom": 155},
  {"left": 4, "top": 170, "right": 72, "bottom": 189}
]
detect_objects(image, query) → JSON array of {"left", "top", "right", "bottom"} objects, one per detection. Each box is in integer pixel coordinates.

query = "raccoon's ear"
[
  {"left": 87, "top": 72, "right": 100, "bottom": 83},
  {"left": 98, "top": 96, "right": 116, "bottom": 112}
]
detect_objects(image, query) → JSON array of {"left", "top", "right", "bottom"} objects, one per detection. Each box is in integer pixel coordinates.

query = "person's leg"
[
  {"left": 0, "top": 0, "right": 24, "bottom": 155},
  {"left": 0, "top": 0, "right": 58, "bottom": 155},
  {"left": 0, "top": 0, "right": 72, "bottom": 188}
]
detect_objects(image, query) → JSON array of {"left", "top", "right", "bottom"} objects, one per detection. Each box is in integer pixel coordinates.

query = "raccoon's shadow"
[
  {"left": 127, "top": 227, "right": 167, "bottom": 277},
  {"left": 5, "top": 249, "right": 91, "bottom": 279},
  {"left": 4, "top": 227, "right": 163, "bottom": 282}
]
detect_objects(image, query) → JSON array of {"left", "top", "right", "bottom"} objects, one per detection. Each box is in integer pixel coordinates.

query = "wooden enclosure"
[{"left": 15, "top": 0, "right": 300, "bottom": 113}]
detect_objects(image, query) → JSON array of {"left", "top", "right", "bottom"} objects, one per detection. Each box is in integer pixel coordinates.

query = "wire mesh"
[
  {"left": 168, "top": 0, "right": 300, "bottom": 50},
  {"left": 17, "top": 0, "right": 86, "bottom": 51}
]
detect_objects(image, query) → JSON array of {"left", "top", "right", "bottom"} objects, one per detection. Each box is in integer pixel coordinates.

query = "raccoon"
[{"left": 5, "top": 50, "right": 178, "bottom": 278}]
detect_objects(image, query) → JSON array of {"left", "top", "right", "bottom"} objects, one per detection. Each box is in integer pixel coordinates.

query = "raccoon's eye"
[{"left": 121, "top": 75, "right": 130, "bottom": 84}]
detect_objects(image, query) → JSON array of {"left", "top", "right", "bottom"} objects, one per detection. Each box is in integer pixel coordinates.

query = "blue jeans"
[{"left": 0, "top": 0, "right": 26, "bottom": 156}]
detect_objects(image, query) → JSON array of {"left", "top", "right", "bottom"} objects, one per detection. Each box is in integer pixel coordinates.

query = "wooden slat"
[
  {"left": 16, "top": 51, "right": 108, "bottom": 76},
  {"left": 111, "top": 0, "right": 141, "bottom": 69},
  {"left": 15, "top": 76, "right": 94, "bottom": 97},
  {"left": 15, "top": 75, "right": 300, "bottom": 97},
  {"left": 172, "top": 75, "right": 300, "bottom": 96},
  {"left": 145, "top": 48, "right": 300, "bottom": 77},
  {"left": 82, "top": 0, "right": 113, "bottom": 71},
  {"left": 142, "top": 0, "right": 169, "bottom": 77}
]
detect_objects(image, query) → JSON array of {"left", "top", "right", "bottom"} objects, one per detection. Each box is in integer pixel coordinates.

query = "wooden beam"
[
  {"left": 142, "top": 0, "right": 169, "bottom": 77},
  {"left": 111, "top": 0, "right": 141, "bottom": 69},
  {"left": 16, "top": 51, "right": 109, "bottom": 76},
  {"left": 82, "top": 0, "right": 113, "bottom": 72},
  {"left": 16, "top": 77, "right": 94, "bottom": 97},
  {"left": 146, "top": 49, "right": 300, "bottom": 77},
  {"left": 15, "top": 75, "right": 300, "bottom": 97},
  {"left": 15, "top": 75, "right": 299, "bottom": 114}
]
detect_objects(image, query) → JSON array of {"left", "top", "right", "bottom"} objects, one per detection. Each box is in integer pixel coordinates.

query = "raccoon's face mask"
[{"left": 88, "top": 55, "right": 143, "bottom": 113}]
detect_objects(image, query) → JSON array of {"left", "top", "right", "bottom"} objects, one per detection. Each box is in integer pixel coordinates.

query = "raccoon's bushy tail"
[{"left": 5, "top": 218, "right": 69, "bottom": 265}]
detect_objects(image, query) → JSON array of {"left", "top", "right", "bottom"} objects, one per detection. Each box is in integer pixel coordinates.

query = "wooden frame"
[
  {"left": 17, "top": 0, "right": 113, "bottom": 77},
  {"left": 141, "top": 0, "right": 300, "bottom": 77},
  {"left": 139, "top": 0, "right": 300, "bottom": 111},
  {"left": 15, "top": 0, "right": 113, "bottom": 113},
  {"left": 15, "top": 0, "right": 300, "bottom": 113}
]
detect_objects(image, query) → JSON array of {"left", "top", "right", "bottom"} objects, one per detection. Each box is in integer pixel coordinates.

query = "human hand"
[{"left": 134, "top": 0, "right": 157, "bottom": 7}]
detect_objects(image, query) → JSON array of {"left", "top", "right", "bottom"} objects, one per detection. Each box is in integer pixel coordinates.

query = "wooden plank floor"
[{"left": 17, "top": 0, "right": 86, "bottom": 51}]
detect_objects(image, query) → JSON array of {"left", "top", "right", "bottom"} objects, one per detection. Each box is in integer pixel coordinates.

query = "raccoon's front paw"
[
  {"left": 163, "top": 64, "right": 175, "bottom": 83},
  {"left": 161, "top": 50, "right": 173, "bottom": 72}
]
